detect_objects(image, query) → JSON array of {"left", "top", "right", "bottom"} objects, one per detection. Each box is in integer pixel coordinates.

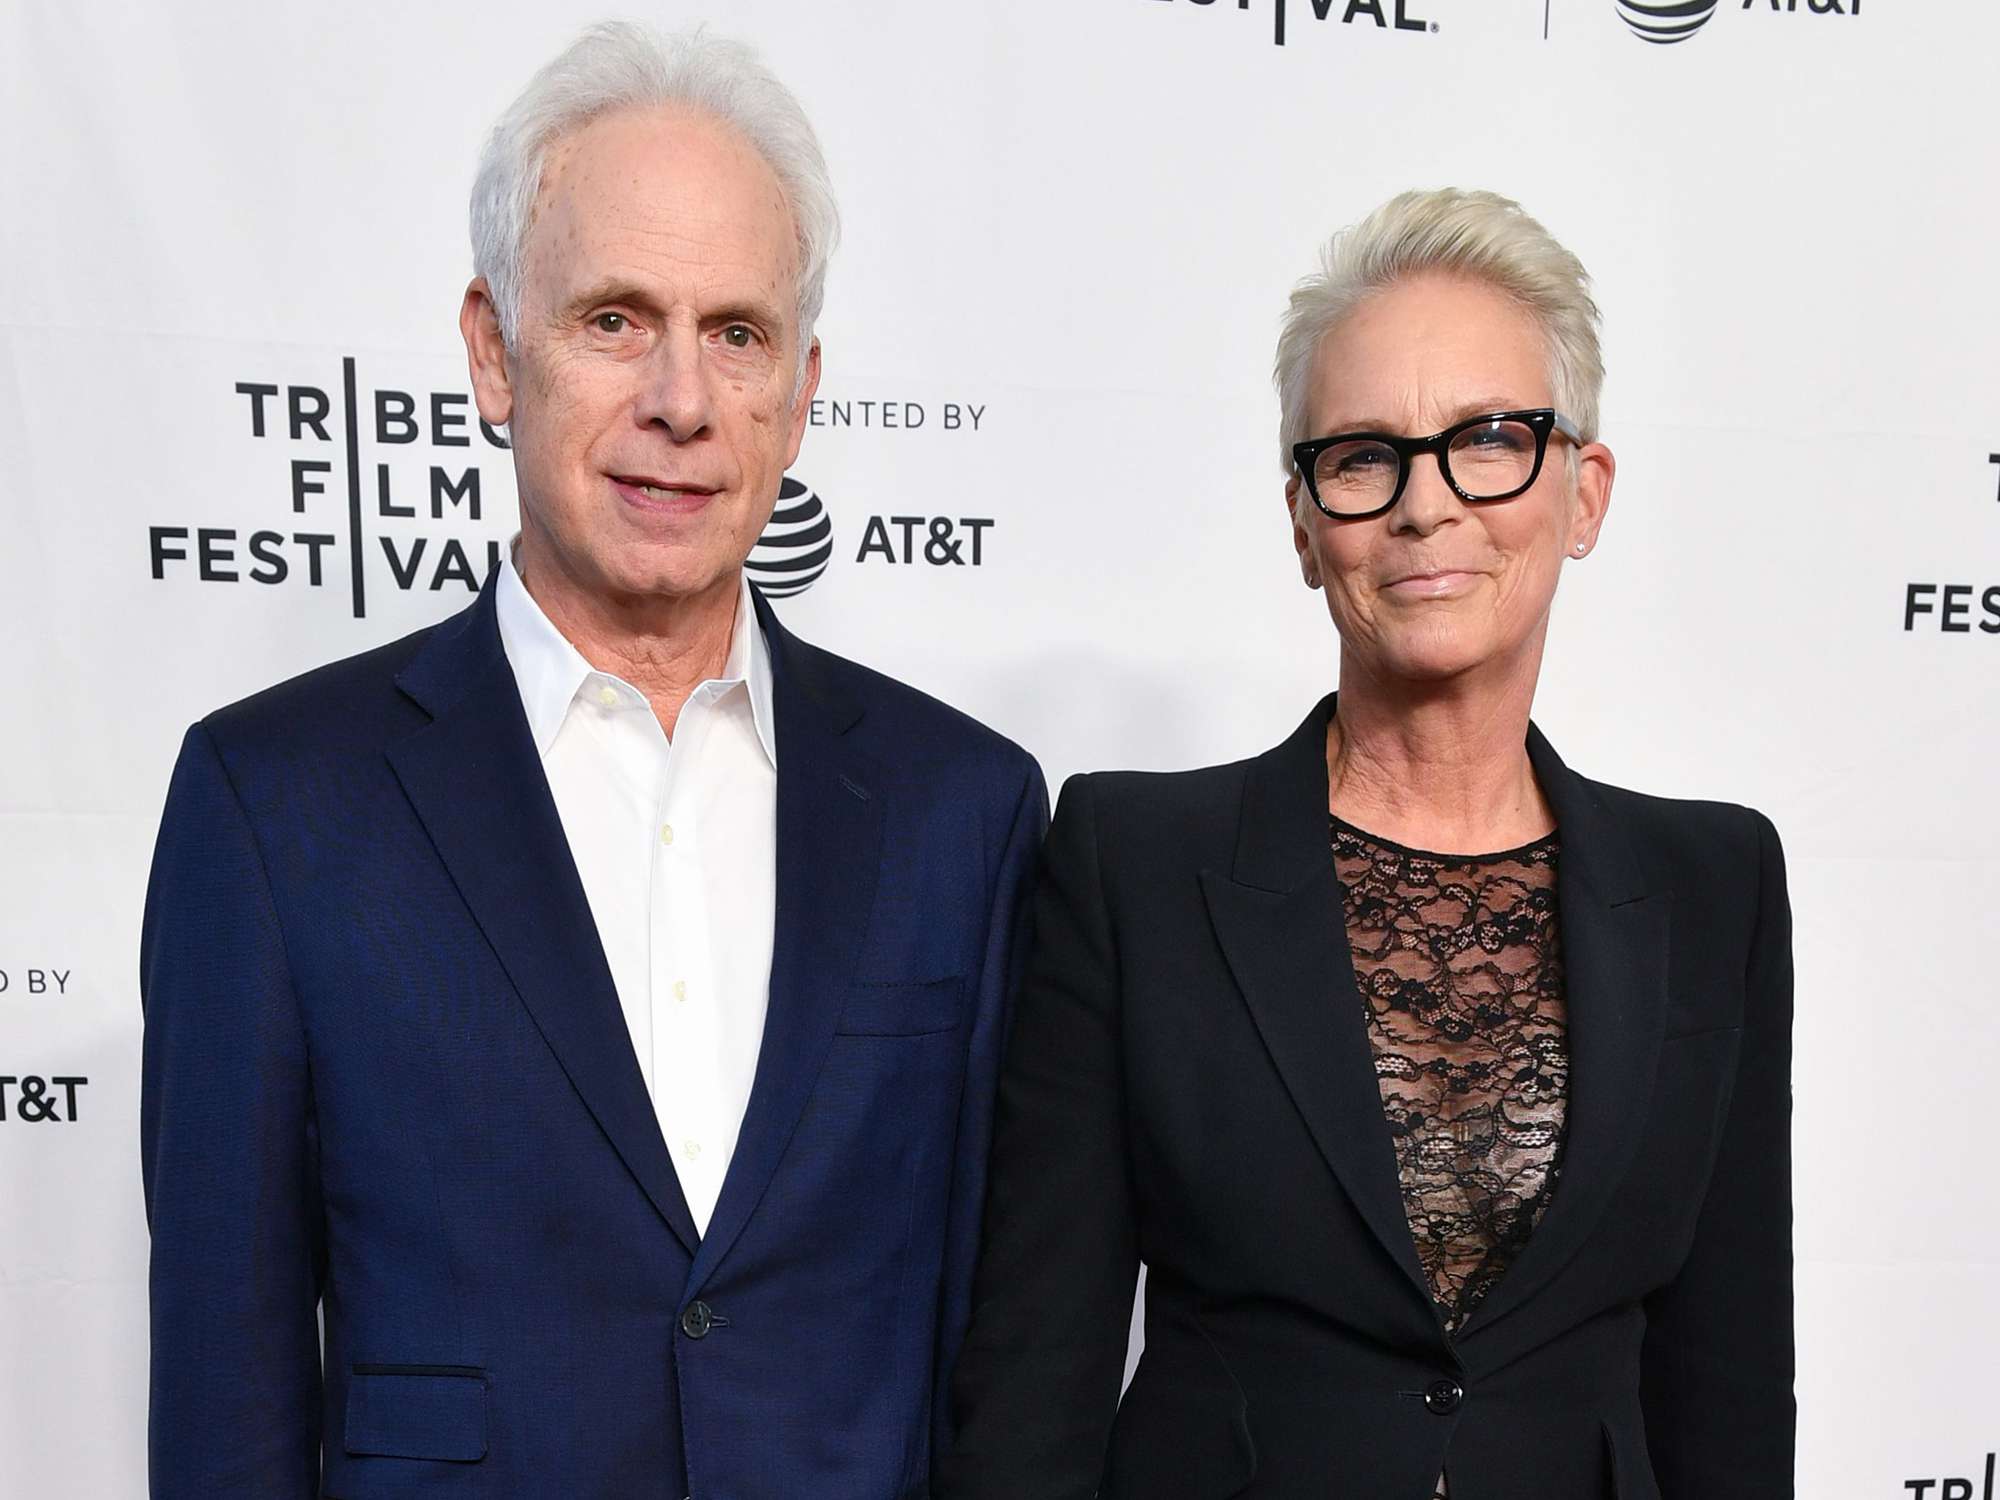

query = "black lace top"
[{"left": 1330, "top": 816, "right": 1569, "bottom": 1336}]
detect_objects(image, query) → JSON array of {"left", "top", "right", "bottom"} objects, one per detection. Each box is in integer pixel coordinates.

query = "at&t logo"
[
  {"left": 745, "top": 484, "right": 1000, "bottom": 590},
  {"left": 855, "top": 516, "right": 994, "bottom": 568},
  {"left": 1614, "top": 0, "right": 1859, "bottom": 44},
  {"left": 0, "top": 1075, "right": 87, "bottom": 1123},
  {"left": 747, "top": 478, "right": 833, "bottom": 599},
  {"left": 1615, "top": 0, "right": 1718, "bottom": 44}
]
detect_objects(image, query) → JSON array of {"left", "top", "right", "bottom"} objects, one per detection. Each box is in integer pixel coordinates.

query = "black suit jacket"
[{"left": 940, "top": 696, "right": 1793, "bottom": 1500}]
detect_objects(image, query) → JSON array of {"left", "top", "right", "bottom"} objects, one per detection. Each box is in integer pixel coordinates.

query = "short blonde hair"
[{"left": 1273, "top": 188, "right": 1604, "bottom": 473}]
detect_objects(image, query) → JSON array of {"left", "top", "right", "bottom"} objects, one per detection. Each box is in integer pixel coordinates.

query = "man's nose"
[{"left": 636, "top": 321, "right": 714, "bottom": 440}]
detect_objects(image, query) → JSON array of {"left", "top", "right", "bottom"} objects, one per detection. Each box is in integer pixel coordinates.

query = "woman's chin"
[{"left": 1369, "top": 632, "right": 1505, "bottom": 686}]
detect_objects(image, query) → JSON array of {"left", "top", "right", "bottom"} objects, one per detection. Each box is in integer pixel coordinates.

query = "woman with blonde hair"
[{"left": 940, "top": 188, "right": 1793, "bottom": 1499}]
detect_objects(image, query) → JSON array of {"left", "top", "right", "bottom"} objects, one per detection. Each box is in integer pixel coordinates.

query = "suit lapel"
[
  {"left": 386, "top": 583, "right": 701, "bottom": 1256},
  {"left": 1205, "top": 699, "right": 1673, "bottom": 1340},
  {"left": 1202, "top": 696, "right": 1436, "bottom": 1309},
  {"left": 1455, "top": 726, "right": 1669, "bottom": 1339},
  {"left": 685, "top": 592, "right": 884, "bottom": 1294}
]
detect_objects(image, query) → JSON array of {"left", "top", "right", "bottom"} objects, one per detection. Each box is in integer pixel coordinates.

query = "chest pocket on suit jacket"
[{"left": 834, "top": 975, "right": 965, "bottom": 1036}]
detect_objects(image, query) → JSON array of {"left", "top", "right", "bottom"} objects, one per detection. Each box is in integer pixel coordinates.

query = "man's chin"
[
  {"left": 518, "top": 523, "right": 752, "bottom": 615},
  {"left": 594, "top": 557, "right": 747, "bottom": 610}
]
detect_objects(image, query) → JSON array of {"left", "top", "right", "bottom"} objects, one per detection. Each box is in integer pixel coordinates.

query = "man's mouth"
[
  {"left": 610, "top": 475, "right": 723, "bottom": 513},
  {"left": 614, "top": 475, "right": 718, "bottom": 499}
]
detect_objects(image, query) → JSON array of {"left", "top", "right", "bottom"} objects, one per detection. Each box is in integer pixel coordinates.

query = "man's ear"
[
  {"left": 461, "top": 278, "right": 514, "bottom": 429},
  {"left": 784, "top": 337, "right": 822, "bottom": 468}
]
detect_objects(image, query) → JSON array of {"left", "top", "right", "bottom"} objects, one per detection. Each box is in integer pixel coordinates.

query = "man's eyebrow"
[
  {"left": 564, "top": 279, "right": 661, "bottom": 317},
  {"left": 561, "top": 281, "right": 787, "bottom": 332},
  {"left": 704, "top": 298, "right": 787, "bottom": 330}
]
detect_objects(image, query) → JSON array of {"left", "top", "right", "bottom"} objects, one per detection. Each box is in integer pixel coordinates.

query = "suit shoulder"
[
  {"left": 1580, "top": 773, "right": 1777, "bottom": 874},
  {"left": 1054, "top": 755, "right": 1257, "bottom": 858},
  {"left": 798, "top": 638, "right": 1040, "bottom": 790},
  {"left": 1064, "top": 757, "right": 1254, "bottom": 816},
  {"left": 199, "top": 618, "right": 443, "bottom": 762}
]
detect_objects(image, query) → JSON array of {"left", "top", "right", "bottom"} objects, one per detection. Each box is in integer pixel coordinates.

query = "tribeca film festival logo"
[
  {"left": 1149, "top": 0, "right": 1440, "bottom": 50},
  {"left": 1902, "top": 452, "right": 2000, "bottom": 637},
  {"left": 148, "top": 369, "right": 993, "bottom": 609},
  {"left": 1615, "top": 0, "right": 1858, "bottom": 46},
  {"left": 148, "top": 358, "right": 512, "bottom": 619},
  {"left": 1904, "top": 1453, "right": 1999, "bottom": 1499}
]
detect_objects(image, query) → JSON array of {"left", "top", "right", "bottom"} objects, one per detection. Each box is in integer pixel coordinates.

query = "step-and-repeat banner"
[{"left": 3, "top": 1, "right": 1994, "bottom": 1494}]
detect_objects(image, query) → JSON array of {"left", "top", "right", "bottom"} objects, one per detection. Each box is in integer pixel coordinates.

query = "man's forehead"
[
  {"left": 544, "top": 107, "right": 784, "bottom": 208},
  {"left": 528, "top": 105, "right": 798, "bottom": 285}
]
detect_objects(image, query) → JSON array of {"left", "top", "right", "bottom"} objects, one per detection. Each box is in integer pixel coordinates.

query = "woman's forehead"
[{"left": 1309, "top": 278, "right": 1551, "bottom": 428}]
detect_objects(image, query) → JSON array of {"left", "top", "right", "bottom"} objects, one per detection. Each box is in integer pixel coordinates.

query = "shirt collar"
[{"left": 494, "top": 541, "right": 777, "bottom": 768}]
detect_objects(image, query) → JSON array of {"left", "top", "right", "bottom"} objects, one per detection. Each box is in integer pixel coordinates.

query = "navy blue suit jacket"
[{"left": 139, "top": 578, "right": 1047, "bottom": 1500}]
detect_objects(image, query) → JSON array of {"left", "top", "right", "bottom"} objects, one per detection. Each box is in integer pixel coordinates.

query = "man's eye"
[
  {"left": 722, "top": 325, "right": 755, "bottom": 349},
  {"left": 593, "top": 312, "right": 628, "bottom": 334}
]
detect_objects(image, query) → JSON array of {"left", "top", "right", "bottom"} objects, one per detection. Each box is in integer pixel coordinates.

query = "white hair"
[
  {"left": 1274, "top": 188, "right": 1604, "bottom": 474},
  {"left": 470, "top": 21, "right": 840, "bottom": 391}
]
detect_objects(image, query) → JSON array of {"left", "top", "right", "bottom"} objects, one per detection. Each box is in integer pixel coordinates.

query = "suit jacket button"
[
  {"left": 680, "top": 1301, "right": 714, "bottom": 1340},
  {"left": 1424, "top": 1379, "right": 1464, "bottom": 1415}
]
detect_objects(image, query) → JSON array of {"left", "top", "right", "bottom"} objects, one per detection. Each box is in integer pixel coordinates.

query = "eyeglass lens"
[{"left": 1311, "top": 417, "right": 1542, "bottom": 514}]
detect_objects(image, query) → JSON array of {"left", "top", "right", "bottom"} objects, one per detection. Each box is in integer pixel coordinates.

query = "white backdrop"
[{"left": 2, "top": 1, "right": 1996, "bottom": 1494}]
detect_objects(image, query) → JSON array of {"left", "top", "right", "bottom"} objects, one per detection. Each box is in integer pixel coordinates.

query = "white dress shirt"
[{"left": 495, "top": 547, "right": 777, "bottom": 1236}]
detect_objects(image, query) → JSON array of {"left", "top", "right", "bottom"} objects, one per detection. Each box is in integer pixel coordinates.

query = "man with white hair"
[{"left": 140, "top": 23, "right": 1045, "bottom": 1498}]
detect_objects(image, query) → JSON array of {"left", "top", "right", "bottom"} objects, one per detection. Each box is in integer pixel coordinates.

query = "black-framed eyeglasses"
[{"left": 1291, "top": 408, "right": 1583, "bottom": 520}]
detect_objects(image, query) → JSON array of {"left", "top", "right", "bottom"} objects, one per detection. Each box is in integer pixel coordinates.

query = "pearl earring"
[{"left": 1573, "top": 542, "right": 1587, "bottom": 555}]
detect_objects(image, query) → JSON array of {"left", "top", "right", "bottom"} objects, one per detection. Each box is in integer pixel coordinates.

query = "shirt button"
[
  {"left": 683, "top": 1139, "right": 701, "bottom": 1159},
  {"left": 1424, "top": 1378, "right": 1464, "bottom": 1415},
  {"left": 673, "top": 979, "right": 687, "bottom": 1002},
  {"left": 660, "top": 823, "right": 675, "bottom": 846},
  {"left": 596, "top": 685, "right": 619, "bottom": 708}
]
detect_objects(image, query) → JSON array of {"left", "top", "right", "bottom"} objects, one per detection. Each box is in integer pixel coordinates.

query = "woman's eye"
[
  {"left": 1467, "top": 424, "right": 1526, "bottom": 451},
  {"left": 593, "top": 312, "right": 628, "bottom": 334}
]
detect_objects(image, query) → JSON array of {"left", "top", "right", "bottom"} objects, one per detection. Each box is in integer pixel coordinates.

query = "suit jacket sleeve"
[
  {"left": 139, "top": 723, "right": 326, "bottom": 1499},
  {"left": 931, "top": 753, "right": 1050, "bottom": 1466},
  {"left": 1640, "top": 809, "right": 1795, "bottom": 1496},
  {"left": 937, "top": 774, "right": 1141, "bottom": 1499}
]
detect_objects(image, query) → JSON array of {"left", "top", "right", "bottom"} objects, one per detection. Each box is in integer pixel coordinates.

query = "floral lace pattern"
[{"left": 1330, "top": 816, "right": 1569, "bottom": 1335}]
